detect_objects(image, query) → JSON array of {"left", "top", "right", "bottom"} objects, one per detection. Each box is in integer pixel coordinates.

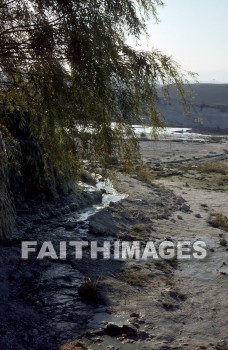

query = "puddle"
[{"left": 88, "top": 312, "right": 129, "bottom": 330}]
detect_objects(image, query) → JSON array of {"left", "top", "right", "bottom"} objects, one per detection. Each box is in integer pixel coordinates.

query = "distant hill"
[
  {"left": 167, "top": 83, "right": 228, "bottom": 106},
  {"left": 158, "top": 83, "right": 228, "bottom": 132}
]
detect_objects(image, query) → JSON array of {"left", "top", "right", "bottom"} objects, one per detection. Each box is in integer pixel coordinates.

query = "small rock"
[
  {"left": 201, "top": 203, "right": 208, "bottom": 208},
  {"left": 177, "top": 215, "right": 183, "bottom": 220},
  {"left": 195, "top": 213, "right": 202, "bottom": 218},
  {"left": 138, "top": 331, "right": 151, "bottom": 340},
  {"left": 162, "top": 302, "right": 179, "bottom": 311},
  {"left": 181, "top": 203, "right": 191, "bottom": 213},
  {"left": 176, "top": 196, "right": 185, "bottom": 205},
  {"left": 122, "top": 324, "right": 138, "bottom": 337},
  {"left": 130, "top": 312, "right": 140, "bottom": 318},
  {"left": 106, "top": 323, "right": 137, "bottom": 338},
  {"left": 219, "top": 238, "right": 227, "bottom": 247},
  {"left": 106, "top": 323, "right": 123, "bottom": 337},
  {"left": 138, "top": 319, "right": 145, "bottom": 324}
]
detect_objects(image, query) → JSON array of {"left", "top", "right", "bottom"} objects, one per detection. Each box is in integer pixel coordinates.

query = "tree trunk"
[{"left": 0, "top": 131, "right": 15, "bottom": 243}]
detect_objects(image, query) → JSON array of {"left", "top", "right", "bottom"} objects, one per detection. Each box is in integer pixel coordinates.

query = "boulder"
[{"left": 89, "top": 211, "right": 117, "bottom": 236}]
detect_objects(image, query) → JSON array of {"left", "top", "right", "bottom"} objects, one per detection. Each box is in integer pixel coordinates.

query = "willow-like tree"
[{"left": 0, "top": 0, "right": 192, "bottom": 239}]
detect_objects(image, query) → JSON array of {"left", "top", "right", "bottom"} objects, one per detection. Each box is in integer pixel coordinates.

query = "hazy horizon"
[{"left": 129, "top": 0, "right": 228, "bottom": 83}]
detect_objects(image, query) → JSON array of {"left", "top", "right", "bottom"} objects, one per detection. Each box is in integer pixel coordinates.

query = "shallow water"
[
  {"left": 133, "top": 125, "right": 209, "bottom": 141},
  {"left": 77, "top": 179, "right": 126, "bottom": 221},
  {"left": 30, "top": 179, "right": 126, "bottom": 341}
]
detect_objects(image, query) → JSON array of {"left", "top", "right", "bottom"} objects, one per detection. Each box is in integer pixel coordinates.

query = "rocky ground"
[{"left": 0, "top": 140, "right": 228, "bottom": 350}]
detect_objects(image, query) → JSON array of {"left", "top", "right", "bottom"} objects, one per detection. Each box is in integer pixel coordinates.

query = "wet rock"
[{"left": 83, "top": 190, "right": 102, "bottom": 205}]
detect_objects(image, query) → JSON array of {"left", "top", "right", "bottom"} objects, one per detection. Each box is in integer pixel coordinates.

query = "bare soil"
[{"left": 79, "top": 140, "right": 228, "bottom": 350}]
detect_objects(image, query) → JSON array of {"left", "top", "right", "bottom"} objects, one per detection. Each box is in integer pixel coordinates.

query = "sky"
[{"left": 129, "top": 0, "right": 228, "bottom": 83}]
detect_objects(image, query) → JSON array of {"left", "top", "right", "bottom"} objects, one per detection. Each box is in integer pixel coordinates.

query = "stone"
[
  {"left": 89, "top": 211, "right": 117, "bottom": 236},
  {"left": 130, "top": 312, "right": 140, "bottom": 318},
  {"left": 105, "top": 323, "right": 138, "bottom": 338},
  {"left": 106, "top": 323, "right": 123, "bottom": 336},
  {"left": 219, "top": 238, "right": 227, "bottom": 247},
  {"left": 181, "top": 203, "right": 191, "bottom": 213},
  {"left": 176, "top": 196, "right": 185, "bottom": 205}
]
